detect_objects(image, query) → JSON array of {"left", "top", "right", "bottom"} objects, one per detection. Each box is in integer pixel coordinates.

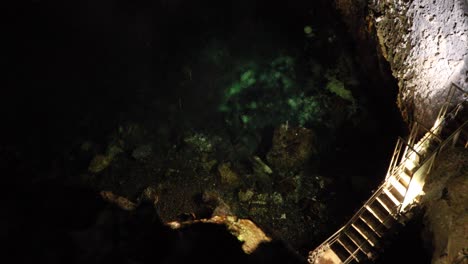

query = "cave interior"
[{"left": 2, "top": 0, "right": 437, "bottom": 263}]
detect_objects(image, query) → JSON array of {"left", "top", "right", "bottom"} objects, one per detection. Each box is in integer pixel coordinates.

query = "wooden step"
[
  {"left": 337, "top": 235, "right": 367, "bottom": 262},
  {"left": 383, "top": 188, "right": 402, "bottom": 206},
  {"left": 361, "top": 209, "right": 386, "bottom": 235},
  {"left": 367, "top": 203, "right": 389, "bottom": 223},
  {"left": 387, "top": 183, "right": 405, "bottom": 203},
  {"left": 338, "top": 234, "right": 367, "bottom": 263},
  {"left": 364, "top": 205, "right": 387, "bottom": 229},
  {"left": 377, "top": 193, "right": 398, "bottom": 215},
  {"left": 330, "top": 239, "right": 353, "bottom": 262},
  {"left": 344, "top": 228, "right": 376, "bottom": 259},
  {"left": 369, "top": 201, "right": 396, "bottom": 228},
  {"left": 352, "top": 218, "right": 381, "bottom": 247},
  {"left": 399, "top": 170, "right": 412, "bottom": 188},
  {"left": 388, "top": 176, "right": 407, "bottom": 197}
]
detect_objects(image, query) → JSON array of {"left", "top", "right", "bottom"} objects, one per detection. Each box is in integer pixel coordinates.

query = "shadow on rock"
[{"left": 3, "top": 180, "right": 308, "bottom": 264}]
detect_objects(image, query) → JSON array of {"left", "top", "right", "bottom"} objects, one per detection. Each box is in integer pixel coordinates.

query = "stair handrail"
[
  {"left": 398, "top": 118, "right": 467, "bottom": 212},
  {"left": 435, "top": 82, "right": 466, "bottom": 122},
  {"left": 309, "top": 82, "right": 467, "bottom": 263},
  {"left": 388, "top": 95, "right": 467, "bottom": 180},
  {"left": 385, "top": 138, "right": 404, "bottom": 180},
  {"left": 309, "top": 119, "right": 467, "bottom": 263}
]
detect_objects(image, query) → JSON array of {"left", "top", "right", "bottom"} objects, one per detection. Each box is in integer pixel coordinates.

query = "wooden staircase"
[{"left": 307, "top": 83, "right": 467, "bottom": 264}]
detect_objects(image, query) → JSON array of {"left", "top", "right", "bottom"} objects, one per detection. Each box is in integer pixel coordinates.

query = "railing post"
[
  {"left": 451, "top": 130, "right": 461, "bottom": 148},
  {"left": 386, "top": 138, "right": 403, "bottom": 180}
]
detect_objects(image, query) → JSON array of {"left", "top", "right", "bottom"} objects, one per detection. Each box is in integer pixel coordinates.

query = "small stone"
[
  {"left": 132, "top": 144, "right": 153, "bottom": 161},
  {"left": 80, "top": 141, "right": 93, "bottom": 152},
  {"left": 252, "top": 193, "right": 268, "bottom": 205},
  {"left": 238, "top": 189, "right": 255, "bottom": 202},
  {"left": 212, "top": 202, "right": 233, "bottom": 217},
  {"left": 140, "top": 186, "right": 159, "bottom": 205},
  {"left": 184, "top": 133, "right": 216, "bottom": 153},
  {"left": 201, "top": 159, "right": 217, "bottom": 172},
  {"left": 266, "top": 125, "right": 315, "bottom": 171},
  {"left": 251, "top": 156, "right": 273, "bottom": 175},
  {"left": 107, "top": 144, "right": 123, "bottom": 158},
  {"left": 88, "top": 155, "right": 111, "bottom": 173},
  {"left": 218, "top": 162, "right": 241, "bottom": 188},
  {"left": 250, "top": 156, "right": 273, "bottom": 190},
  {"left": 271, "top": 192, "right": 284, "bottom": 205},
  {"left": 100, "top": 191, "right": 137, "bottom": 211}
]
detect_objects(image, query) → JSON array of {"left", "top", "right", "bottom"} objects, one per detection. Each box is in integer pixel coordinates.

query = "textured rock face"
[
  {"left": 266, "top": 125, "right": 315, "bottom": 171},
  {"left": 334, "top": 0, "right": 467, "bottom": 127},
  {"left": 372, "top": 0, "right": 468, "bottom": 126},
  {"left": 421, "top": 148, "right": 467, "bottom": 264},
  {"left": 332, "top": 1, "right": 467, "bottom": 264}
]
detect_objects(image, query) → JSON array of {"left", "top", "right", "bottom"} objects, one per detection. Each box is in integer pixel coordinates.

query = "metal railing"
[
  {"left": 338, "top": 118, "right": 467, "bottom": 263},
  {"left": 308, "top": 82, "right": 467, "bottom": 263}
]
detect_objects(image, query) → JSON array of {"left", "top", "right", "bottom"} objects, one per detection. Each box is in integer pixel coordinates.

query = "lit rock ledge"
[{"left": 167, "top": 215, "right": 272, "bottom": 254}]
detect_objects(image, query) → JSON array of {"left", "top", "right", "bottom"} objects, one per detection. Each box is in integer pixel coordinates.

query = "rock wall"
[
  {"left": 372, "top": 0, "right": 468, "bottom": 127},
  {"left": 335, "top": 0, "right": 468, "bottom": 127},
  {"left": 333, "top": 1, "right": 468, "bottom": 264},
  {"left": 420, "top": 147, "right": 467, "bottom": 264}
]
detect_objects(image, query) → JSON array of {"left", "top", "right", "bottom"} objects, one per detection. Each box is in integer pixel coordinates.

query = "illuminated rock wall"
[
  {"left": 334, "top": 0, "right": 467, "bottom": 127},
  {"left": 420, "top": 148, "right": 468, "bottom": 264},
  {"left": 372, "top": 0, "right": 468, "bottom": 127},
  {"left": 332, "top": 1, "right": 467, "bottom": 264}
]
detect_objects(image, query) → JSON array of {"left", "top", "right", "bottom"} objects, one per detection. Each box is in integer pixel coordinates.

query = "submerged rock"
[
  {"left": 100, "top": 190, "right": 137, "bottom": 211},
  {"left": 266, "top": 125, "right": 315, "bottom": 171},
  {"left": 201, "top": 191, "right": 234, "bottom": 217},
  {"left": 251, "top": 156, "right": 273, "bottom": 190},
  {"left": 88, "top": 155, "right": 112, "bottom": 174},
  {"left": 88, "top": 144, "right": 123, "bottom": 173},
  {"left": 270, "top": 192, "right": 284, "bottom": 205},
  {"left": 132, "top": 144, "right": 153, "bottom": 161},
  {"left": 218, "top": 162, "right": 241, "bottom": 188},
  {"left": 238, "top": 189, "right": 255, "bottom": 203},
  {"left": 79, "top": 141, "right": 94, "bottom": 152},
  {"left": 201, "top": 158, "right": 217, "bottom": 172},
  {"left": 116, "top": 122, "right": 149, "bottom": 150},
  {"left": 184, "top": 133, "right": 219, "bottom": 153},
  {"left": 251, "top": 155, "right": 273, "bottom": 175}
]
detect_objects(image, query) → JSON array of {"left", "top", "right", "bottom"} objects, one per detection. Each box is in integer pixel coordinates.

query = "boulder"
[{"left": 266, "top": 125, "right": 315, "bottom": 171}]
